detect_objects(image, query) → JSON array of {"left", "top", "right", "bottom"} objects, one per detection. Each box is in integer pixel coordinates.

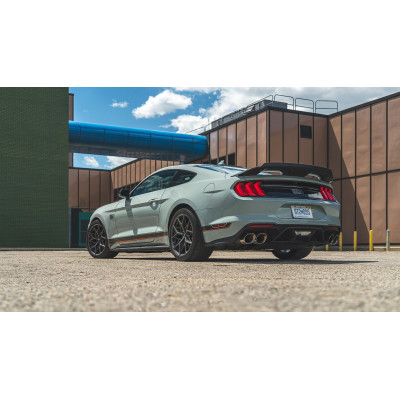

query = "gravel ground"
[{"left": 0, "top": 250, "right": 400, "bottom": 311}]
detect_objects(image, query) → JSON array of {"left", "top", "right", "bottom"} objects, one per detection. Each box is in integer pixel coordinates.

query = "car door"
[{"left": 113, "top": 170, "right": 177, "bottom": 247}]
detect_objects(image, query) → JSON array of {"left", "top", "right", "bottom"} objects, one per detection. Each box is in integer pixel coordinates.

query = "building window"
[
  {"left": 300, "top": 125, "right": 312, "bottom": 139},
  {"left": 227, "top": 153, "right": 236, "bottom": 166},
  {"left": 210, "top": 159, "right": 218, "bottom": 165}
]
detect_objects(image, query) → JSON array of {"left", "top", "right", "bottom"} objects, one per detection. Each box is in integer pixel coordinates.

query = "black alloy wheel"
[
  {"left": 169, "top": 208, "right": 213, "bottom": 262},
  {"left": 87, "top": 220, "right": 118, "bottom": 259},
  {"left": 171, "top": 214, "right": 193, "bottom": 257}
]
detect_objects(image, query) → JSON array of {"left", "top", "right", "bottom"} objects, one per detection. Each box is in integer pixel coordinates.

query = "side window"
[
  {"left": 132, "top": 170, "right": 177, "bottom": 196},
  {"left": 169, "top": 170, "right": 196, "bottom": 188}
]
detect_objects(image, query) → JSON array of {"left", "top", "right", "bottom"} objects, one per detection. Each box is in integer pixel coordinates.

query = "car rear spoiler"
[{"left": 235, "top": 163, "right": 333, "bottom": 182}]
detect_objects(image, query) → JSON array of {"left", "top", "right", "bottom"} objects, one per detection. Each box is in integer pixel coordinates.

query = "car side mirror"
[{"left": 118, "top": 188, "right": 130, "bottom": 199}]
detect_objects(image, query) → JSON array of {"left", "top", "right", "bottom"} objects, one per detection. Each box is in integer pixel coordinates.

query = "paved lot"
[{"left": 0, "top": 250, "right": 400, "bottom": 311}]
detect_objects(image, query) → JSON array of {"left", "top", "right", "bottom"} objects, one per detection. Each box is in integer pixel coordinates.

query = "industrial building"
[{"left": 1, "top": 88, "right": 399, "bottom": 248}]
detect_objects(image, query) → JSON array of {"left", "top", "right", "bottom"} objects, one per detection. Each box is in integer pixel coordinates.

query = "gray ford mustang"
[{"left": 86, "top": 163, "right": 341, "bottom": 261}]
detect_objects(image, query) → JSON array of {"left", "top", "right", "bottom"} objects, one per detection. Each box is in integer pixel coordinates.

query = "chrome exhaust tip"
[
  {"left": 255, "top": 233, "right": 267, "bottom": 244},
  {"left": 240, "top": 233, "right": 256, "bottom": 245}
]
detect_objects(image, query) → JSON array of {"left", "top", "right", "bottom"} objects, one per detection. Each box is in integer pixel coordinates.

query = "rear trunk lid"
[{"left": 233, "top": 163, "right": 336, "bottom": 202}]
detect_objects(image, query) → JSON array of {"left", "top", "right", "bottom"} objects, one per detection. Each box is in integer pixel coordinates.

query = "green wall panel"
[{"left": 0, "top": 87, "right": 69, "bottom": 247}]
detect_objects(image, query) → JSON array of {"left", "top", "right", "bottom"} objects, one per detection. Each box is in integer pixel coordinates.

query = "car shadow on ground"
[{"left": 115, "top": 256, "right": 378, "bottom": 265}]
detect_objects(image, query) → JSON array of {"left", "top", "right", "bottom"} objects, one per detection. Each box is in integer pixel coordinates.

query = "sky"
[{"left": 71, "top": 87, "right": 400, "bottom": 170}]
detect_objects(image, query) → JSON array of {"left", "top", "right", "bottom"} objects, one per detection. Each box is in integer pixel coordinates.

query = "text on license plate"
[{"left": 291, "top": 205, "right": 313, "bottom": 219}]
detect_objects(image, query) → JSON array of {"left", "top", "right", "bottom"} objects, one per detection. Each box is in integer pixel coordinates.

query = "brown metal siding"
[
  {"left": 127, "top": 164, "right": 131, "bottom": 186},
  {"left": 355, "top": 176, "right": 370, "bottom": 244},
  {"left": 388, "top": 97, "right": 400, "bottom": 171},
  {"left": 89, "top": 170, "right": 100, "bottom": 210},
  {"left": 218, "top": 127, "right": 227, "bottom": 163},
  {"left": 146, "top": 160, "right": 151, "bottom": 178},
  {"left": 371, "top": 102, "right": 386, "bottom": 174},
  {"left": 156, "top": 160, "right": 161, "bottom": 172},
  {"left": 236, "top": 120, "right": 246, "bottom": 168},
  {"left": 341, "top": 112, "right": 355, "bottom": 178},
  {"left": 332, "top": 180, "right": 341, "bottom": 205},
  {"left": 328, "top": 116, "right": 342, "bottom": 180},
  {"left": 78, "top": 169, "right": 89, "bottom": 209},
  {"left": 100, "top": 171, "right": 110, "bottom": 205},
  {"left": 115, "top": 168, "right": 120, "bottom": 189},
  {"left": 341, "top": 178, "right": 355, "bottom": 244},
  {"left": 136, "top": 161, "right": 141, "bottom": 184},
  {"left": 356, "top": 107, "right": 370, "bottom": 176},
  {"left": 371, "top": 174, "right": 386, "bottom": 243},
  {"left": 283, "top": 112, "right": 298, "bottom": 163},
  {"left": 120, "top": 167, "right": 124, "bottom": 187},
  {"left": 210, "top": 131, "right": 218, "bottom": 161},
  {"left": 227, "top": 123, "right": 236, "bottom": 164},
  {"left": 257, "top": 112, "right": 267, "bottom": 165},
  {"left": 111, "top": 170, "right": 116, "bottom": 192},
  {"left": 141, "top": 160, "right": 146, "bottom": 181},
  {"left": 299, "top": 115, "right": 313, "bottom": 164},
  {"left": 313, "top": 116, "right": 327, "bottom": 167},
  {"left": 122, "top": 166, "right": 127, "bottom": 187},
  {"left": 68, "top": 169, "right": 79, "bottom": 208},
  {"left": 130, "top": 163, "right": 135, "bottom": 185},
  {"left": 388, "top": 172, "right": 400, "bottom": 243},
  {"left": 269, "top": 111, "right": 282, "bottom": 163},
  {"left": 246, "top": 116, "right": 257, "bottom": 168}
]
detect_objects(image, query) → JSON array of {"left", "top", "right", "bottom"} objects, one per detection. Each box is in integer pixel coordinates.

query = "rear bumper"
[{"left": 205, "top": 223, "right": 341, "bottom": 250}]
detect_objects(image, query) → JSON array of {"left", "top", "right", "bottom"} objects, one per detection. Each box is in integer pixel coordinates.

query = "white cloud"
[
  {"left": 105, "top": 156, "right": 135, "bottom": 169},
  {"left": 169, "top": 88, "right": 273, "bottom": 133},
  {"left": 169, "top": 87, "right": 400, "bottom": 133},
  {"left": 175, "top": 87, "right": 218, "bottom": 94},
  {"left": 84, "top": 155, "right": 99, "bottom": 168},
  {"left": 111, "top": 100, "right": 128, "bottom": 108},
  {"left": 132, "top": 89, "right": 192, "bottom": 119},
  {"left": 205, "top": 88, "right": 274, "bottom": 121},
  {"left": 169, "top": 115, "right": 209, "bottom": 134}
]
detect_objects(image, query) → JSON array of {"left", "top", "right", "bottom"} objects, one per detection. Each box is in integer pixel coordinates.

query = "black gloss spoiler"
[{"left": 236, "top": 163, "right": 333, "bottom": 182}]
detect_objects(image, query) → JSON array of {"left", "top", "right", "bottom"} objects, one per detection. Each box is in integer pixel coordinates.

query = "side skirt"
[{"left": 111, "top": 244, "right": 170, "bottom": 253}]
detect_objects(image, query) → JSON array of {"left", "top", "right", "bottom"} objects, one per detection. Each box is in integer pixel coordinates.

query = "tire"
[
  {"left": 272, "top": 247, "right": 313, "bottom": 260},
  {"left": 87, "top": 220, "right": 118, "bottom": 259},
  {"left": 169, "top": 208, "right": 213, "bottom": 262}
]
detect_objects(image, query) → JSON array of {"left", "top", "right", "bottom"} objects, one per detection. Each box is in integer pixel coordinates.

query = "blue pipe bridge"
[{"left": 69, "top": 121, "right": 208, "bottom": 162}]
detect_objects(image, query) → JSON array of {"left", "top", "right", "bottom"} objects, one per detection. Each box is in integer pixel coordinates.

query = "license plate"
[{"left": 291, "top": 205, "right": 313, "bottom": 219}]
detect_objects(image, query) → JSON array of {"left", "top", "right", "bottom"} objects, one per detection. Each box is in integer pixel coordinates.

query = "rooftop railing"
[{"left": 185, "top": 93, "right": 338, "bottom": 134}]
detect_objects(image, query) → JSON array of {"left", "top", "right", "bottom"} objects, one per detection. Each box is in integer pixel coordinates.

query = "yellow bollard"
[
  {"left": 369, "top": 230, "right": 374, "bottom": 251},
  {"left": 354, "top": 231, "right": 357, "bottom": 251},
  {"left": 339, "top": 232, "right": 343, "bottom": 251},
  {"left": 386, "top": 229, "right": 390, "bottom": 252},
  {"left": 325, "top": 244, "right": 329, "bottom": 251}
]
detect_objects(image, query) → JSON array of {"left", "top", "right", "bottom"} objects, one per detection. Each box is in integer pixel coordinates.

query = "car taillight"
[
  {"left": 320, "top": 186, "right": 336, "bottom": 202},
  {"left": 234, "top": 181, "right": 266, "bottom": 197}
]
